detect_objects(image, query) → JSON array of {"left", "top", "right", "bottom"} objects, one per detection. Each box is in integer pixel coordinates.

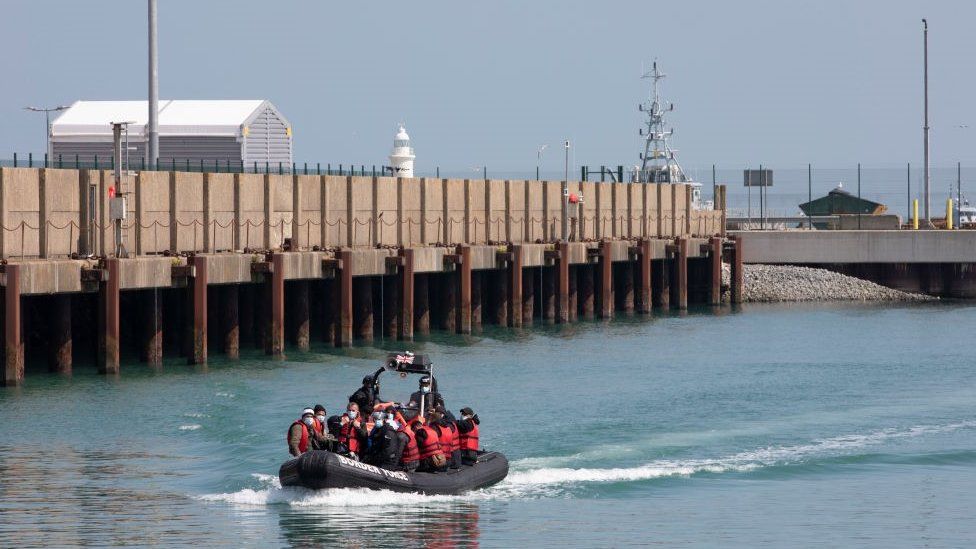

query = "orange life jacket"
[
  {"left": 312, "top": 417, "right": 325, "bottom": 436},
  {"left": 338, "top": 416, "right": 363, "bottom": 454},
  {"left": 416, "top": 424, "right": 444, "bottom": 460},
  {"left": 288, "top": 420, "right": 310, "bottom": 453},
  {"left": 400, "top": 424, "right": 420, "bottom": 463},
  {"left": 460, "top": 422, "right": 479, "bottom": 451},
  {"left": 436, "top": 422, "right": 459, "bottom": 453}
]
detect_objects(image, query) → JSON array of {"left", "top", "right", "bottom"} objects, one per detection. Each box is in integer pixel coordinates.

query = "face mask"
[
  {"left": 316, "top": 415, "right": 326, "bottom": 424},
  {"left": 302, "top": 417, "right": 314, "bottom": 427},
  {"left": 388, "top": 420, "right": 400, "bottom": 431},
  {"left": 421, "top": 386, "right": 431, "bottom": 394},
  {"left": 347, "top": 410, "right": 358, "bottom": 420},
  {"left": 373, "top": 420, "right": 384, "bottom": 429}
]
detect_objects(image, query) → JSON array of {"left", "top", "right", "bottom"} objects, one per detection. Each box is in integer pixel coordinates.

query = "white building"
[
  {"left": 49, "top": 99, "right": 292, "bottom": 169},
  {"left": 388, "top": 124, "right": 415, "bottom": 177}
]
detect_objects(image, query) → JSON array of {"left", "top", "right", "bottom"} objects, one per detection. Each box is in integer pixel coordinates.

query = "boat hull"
[{"left": 279, "top": 450, "right": 508, "bottom": 495}]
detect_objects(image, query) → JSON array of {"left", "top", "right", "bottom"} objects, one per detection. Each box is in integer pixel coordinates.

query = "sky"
[{"left": 1, "top": 0, "right": 974, "bottom": 175}]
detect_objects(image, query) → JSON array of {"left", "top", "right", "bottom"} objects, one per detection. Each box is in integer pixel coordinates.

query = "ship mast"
[{"left": 637, "top": 61, "right": 688, "bottom": 184}]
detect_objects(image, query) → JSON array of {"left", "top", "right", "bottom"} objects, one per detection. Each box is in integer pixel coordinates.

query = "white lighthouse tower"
[{"left": 388, "top": 124, "right": 415, "bottom": 178}]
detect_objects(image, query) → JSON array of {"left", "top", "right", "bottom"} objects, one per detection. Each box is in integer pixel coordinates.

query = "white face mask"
[
  {"left": 388, "top": 420, "right": 400, "bottom": 431},
  {"left": 316, "top": 415, "right": 326, "bottom": 424},
  {"left": 421, "top": 386, "right": 431, "bottom": 394},
  {"left": 347, "top": 410, "right": 358, "bottom": 420},
  {"left": 302, "top": 417, "right": 314, "bottom": 427}
]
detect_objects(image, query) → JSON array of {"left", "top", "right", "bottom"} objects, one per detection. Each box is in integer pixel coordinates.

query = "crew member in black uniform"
[
  {"left": 408, "top": 376, "right": 444, "bottom": 415},
  {"left": 349, "top": 375, "right": 381, "bottom": 416}
]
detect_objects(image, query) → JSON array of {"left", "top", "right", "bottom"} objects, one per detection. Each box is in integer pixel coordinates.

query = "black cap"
[
  {"left": 420, "top": 376, "right": 431, "bottom": 384},
  {"left": 460, "top": 407, "right": 474, "bottom": 416},
  {"left": 314, "top": 404, "right": 326, "bottom": 414}
]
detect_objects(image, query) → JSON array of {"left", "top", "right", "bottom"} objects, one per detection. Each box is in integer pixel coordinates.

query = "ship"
[{"left": 631, "top": 62, "right": 712, "bottom": 211}]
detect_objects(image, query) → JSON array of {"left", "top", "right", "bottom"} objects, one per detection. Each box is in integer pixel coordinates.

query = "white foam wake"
[
  {"left": 198, "top": 474, "right": 472, "bottom": 508},
  {"left": 198, "top": 420, "right": 976, "bottom": 505}
]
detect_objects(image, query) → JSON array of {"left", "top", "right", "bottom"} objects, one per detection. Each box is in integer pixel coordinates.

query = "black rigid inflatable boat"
[{"left": 279, "top": 450, "right": 509, "bottom": 495}]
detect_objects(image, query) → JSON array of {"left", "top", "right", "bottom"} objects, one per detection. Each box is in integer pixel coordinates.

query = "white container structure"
[
  {"left": 388, "top": 124, "right": 415, "bottom": 177},
  {"left": 50, "top": 100, "right": 292, "bottom": 169}
]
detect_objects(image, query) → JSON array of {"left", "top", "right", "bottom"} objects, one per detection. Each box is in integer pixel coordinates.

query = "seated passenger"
[
  {"left": 337, "top": 403, "right": 368, "bottom": 461},
  {"left": 398, "top": 415, "right": 420, "bottom": 473},
  {"left": 311, "top": 405, "right": 337, "bottom": 452},
  {"left": 365, "top": 414, "right": 407, "bottom": 470},
  {"left": 412, "top": 416, "right": 448, "bottom": 473},
  {"left": 408, "top": 376, "right": 445, "bottom": 415},
  {"left": 430, "top": 406, "right": 461, "bottom": 469},
  {"left": 457, "top": 407, "right": 480, "bottom": 465},
  {"left": 287, "top": 408, "right": 316, "bottom": 457}
]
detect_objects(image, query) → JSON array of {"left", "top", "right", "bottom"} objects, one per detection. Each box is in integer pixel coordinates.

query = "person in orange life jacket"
[
  {"left": 398, "top": 415, "right": 420, "bottom": 473},
  {"left": 411, "top": 415, "right": 448, "bottom": 473},
  {"left": 408, "top": 376, "right": 444, "bottom": 416},
  {"left": 456, "top": 407, "right": 481, "bottom": 465},
  {"left": 337, "top": 402, "right": 368, "bottom": 460},
  {"left": 430, "top": 406, "right": 462, "bottom": 469},
  {"left": 287, "top": 408, "right": 316, "bottom": 457}
]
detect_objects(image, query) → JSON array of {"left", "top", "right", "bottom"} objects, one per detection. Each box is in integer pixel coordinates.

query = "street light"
[
  {"left": 24, "top": 105, "right": 69, "bottom": 158},
  {"left": 536, "top": 144, "right": 548, "bottom": 180}
]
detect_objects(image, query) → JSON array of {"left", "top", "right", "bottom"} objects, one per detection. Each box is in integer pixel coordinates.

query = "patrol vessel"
[{"left": 632, "top": 61, "right": 712, "bottom": 211}]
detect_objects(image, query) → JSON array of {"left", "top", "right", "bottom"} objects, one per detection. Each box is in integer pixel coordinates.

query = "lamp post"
[
  {"left": 562, "top": 140, "right": 570, "bottom": 241},
  {"left": 923, "top": 18, "right": 930, "bottom": 223},
  {"left": 148, "top": 0, "right": 159, "bottom": 168},
  {"left": 536, "top": 144, "right": 548, "bottom": 180},
  {"left": 24, "top": 105, "right": 69, "bottom": 158}
]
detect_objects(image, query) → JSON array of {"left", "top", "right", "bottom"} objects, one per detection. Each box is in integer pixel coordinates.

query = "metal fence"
[{"left": 0, "top": 153, "right": 397, "bottom": 177}]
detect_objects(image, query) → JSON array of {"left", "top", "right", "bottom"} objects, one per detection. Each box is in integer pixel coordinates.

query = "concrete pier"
[
  {"left": 398, "top": 249, "right": 414, "bottom": 341},
  {"left": 600, "top": 240, "right": 613, "bottom": 319},
  {"left": 509, "top": 246, "right": 523, "bottom": 328},
  {"left": 458, "top": 245, "right": 472, "bottom": 334},
  {"left": 191, "top": 255, "right": 208, "bottom": 364},
  {"left": 4, "top": 265, "right": 23, "bottom": 386},
  {"left": 0, "top": 167, "right": 737, "bottom": 382},
  {"left": 98, "top": 259, "right": 120, "bottom": 375}
]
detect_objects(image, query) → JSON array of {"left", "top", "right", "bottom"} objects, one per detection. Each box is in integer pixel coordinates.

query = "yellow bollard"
[
  {"left": 947, "top": 198, "right": 954, "bottom": 230},
  {"left": 912, "top": 199, "right": 919, "bottom": 230}
]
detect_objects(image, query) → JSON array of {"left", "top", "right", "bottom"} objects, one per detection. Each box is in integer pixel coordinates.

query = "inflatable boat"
[{"left": 279, "top": 450, "right": 509, "bottom": 495}]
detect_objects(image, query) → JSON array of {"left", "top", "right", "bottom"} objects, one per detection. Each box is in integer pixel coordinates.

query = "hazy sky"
[{"left": 1, "top": 0, "right": 973, "bottom": 173}]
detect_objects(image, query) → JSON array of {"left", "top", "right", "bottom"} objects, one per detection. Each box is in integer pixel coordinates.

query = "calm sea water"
[{"left": 2, "top": 302, "right": 975, "bottom": 547}]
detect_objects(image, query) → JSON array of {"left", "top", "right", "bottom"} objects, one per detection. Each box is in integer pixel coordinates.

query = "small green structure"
[{"left": 799, "top": 184, "right": 886, "bottom": 216}]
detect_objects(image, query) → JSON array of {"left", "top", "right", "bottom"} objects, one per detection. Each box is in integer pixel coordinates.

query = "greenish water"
[{"left": 2, "top": 302, "right": 976, "bottom": 547}]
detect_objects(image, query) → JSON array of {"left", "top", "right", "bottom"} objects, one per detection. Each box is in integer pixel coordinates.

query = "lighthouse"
[{"left": 388, "top": 124, "right": 415, "bottom": 178}]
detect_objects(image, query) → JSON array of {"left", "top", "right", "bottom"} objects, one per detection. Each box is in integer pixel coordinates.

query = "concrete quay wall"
[
  {"left": 735, "top": 230, "right": 976, "bottom": 264},
  {"left": 0, "top": 167, "right": 725, "bottom": 259}
]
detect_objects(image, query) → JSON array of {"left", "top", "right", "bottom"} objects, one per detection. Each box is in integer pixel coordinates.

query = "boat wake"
[{"left": 198, "top": 420, "right": 976, "bottom": 506}]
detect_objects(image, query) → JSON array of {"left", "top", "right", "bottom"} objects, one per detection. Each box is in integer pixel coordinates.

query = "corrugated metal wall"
[
  {"left": 51, "top": 141, "right": 146, "bottom": 166},
  {"left": 159, "top": 136, "right": 242, "bottom": 164},
  {"left": 243, "top": 105, "right": 292, "bottom": 166},
  {"left": 51, "top": 138, "right": 240, "bottom": 168}
]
